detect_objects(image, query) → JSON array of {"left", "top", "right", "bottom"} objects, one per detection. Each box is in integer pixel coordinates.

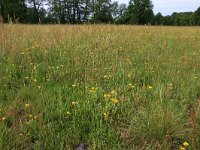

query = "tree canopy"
[{"left": 0, "top": 0, "right": 199, "bottom": 25}]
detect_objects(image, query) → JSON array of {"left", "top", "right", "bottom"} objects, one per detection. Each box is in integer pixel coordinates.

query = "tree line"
[{"left": 0, "top": 0, "right": 200, "bottom": 25}]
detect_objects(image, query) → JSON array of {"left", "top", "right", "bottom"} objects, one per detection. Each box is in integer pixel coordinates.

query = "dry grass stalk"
[
  {"left": 0, "top": 15, "right": 4, "bottom": 30},
  {"left": 189, "top": 105, "right": 198, "bottom": 150}
]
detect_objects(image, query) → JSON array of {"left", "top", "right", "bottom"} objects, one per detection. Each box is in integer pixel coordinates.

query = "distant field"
[{"left": 0, "top": 25, "right": 200, "bottom": 149}]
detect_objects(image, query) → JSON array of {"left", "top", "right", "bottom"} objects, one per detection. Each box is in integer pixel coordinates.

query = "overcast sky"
[{"left": 117, "top": 0, "right": 200, "bottom": 16}]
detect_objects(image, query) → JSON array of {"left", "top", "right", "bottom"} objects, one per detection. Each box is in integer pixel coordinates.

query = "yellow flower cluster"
[
  {"left": 104, "top": 90, "right": 119, "bottom": 104},
  {"left": 179, "top": 141, "right": 189, "bottom": 150},
  {"left": 89, "top": 87, "right": 98, "bottom": 94},
  {"left": 72, "top": 101, "right": 77, "bottom": 106},
  {"left": 103, "top": 112, "right": 109, "bottom": 120}
]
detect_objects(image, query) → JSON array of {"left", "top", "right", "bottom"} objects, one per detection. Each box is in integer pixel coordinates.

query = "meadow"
[{"left": 0, "top": 25, "right": 200, "bottom": 150}]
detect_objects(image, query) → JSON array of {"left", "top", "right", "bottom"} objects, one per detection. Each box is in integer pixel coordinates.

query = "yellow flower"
[
  {"left": 103, "top": 112, "right": 109, "bottom": 119},
  {"left": 179, "top": 146, "right": 185, "bottom": 150},
  {"left": 104, "top": 93, "right": 111, "bottom": 98},
  {"left": 111, "top": 90, "right": 117, "bottom": 96},
  {"left": 25, "top": 77, "right": 29, "bottom": 80},
  {"left": 72, "top": 84, "right": 76, "bottom": 87},
  {"left": 66, "top": 111, "right": 71, "bottom": 115},
  {"left": 148, "top": 86, "right": 153, "bottom": 89},
  {"left": 34, "top": 79, "right": 37, "bottom": 82},
  {"left": 194, "top": 76, "right": 198, "bottom": 79},
  {"left": 25, "top": 103, "right": 31, "bottom": 108},
  {"left": 89, "top": 87, "right": 98, "bottom": 93},
  {"left": 29, "top": 115, "right": 33, "bottom": 118},
  {"left": 1, "top": 117, "right": 6, "bottom": 121},
  {"left": 72, "top": 101, "right": 77, "bottom": 106},
  {"left": 183, "top": 141, "right": 189, "bottom": 147},
  {"left": 111, "top": 98, "right": 119, "bottom": 104},
  {"left": 168, "top": 83, "right": 173, "bottom": 90},
  {"left": 128, "top": 73, "right": 131, "bottom": 78},
  {"left": 129, "top": 83, "right": 135, "bottom": 88}
]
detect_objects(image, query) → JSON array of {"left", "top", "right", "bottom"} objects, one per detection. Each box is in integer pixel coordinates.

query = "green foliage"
[
  {"left": 154, "top": 12, "right": 163, "bottom": 25},
  {"left": 192, "top": 7, "right": 200, "bottom": 25},
  {"left": 127, "top": 0, "right": 154, "bottom": 24}
]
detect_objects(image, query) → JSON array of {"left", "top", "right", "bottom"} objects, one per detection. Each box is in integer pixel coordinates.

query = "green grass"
[{"left": 0, "top": 25, "right": 200, "bottom": 149}]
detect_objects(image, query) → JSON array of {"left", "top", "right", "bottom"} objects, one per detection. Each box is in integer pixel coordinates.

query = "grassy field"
[{"left": 0, "top": 25, "right": 200, "bottom": 150}]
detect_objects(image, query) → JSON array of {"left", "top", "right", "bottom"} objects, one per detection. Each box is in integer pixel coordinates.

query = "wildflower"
[
  {"left": 179, "top": 147, "right": 185, "bottom": 150},
  {"left": 128, "top": 73, "right": 131, "bottom": 78},
  {"left": 1, "top": 117, "right": 6, "bottom": 121},
  {"left": 183, "top": 141, "right": 189, "bottom": 147},
  {"left": 89, "top": 87, "right": 98, "bottom": 93},
  {"left": 72, "top": 101, "right": 77, "bottom": 106},
  {"left": 29, "top": 115, "right": 33, "bottom": 118},
  {"left": 111, "top": 98, "right": 119, "bottom": 104},
  {"left": 111, "top": 90, "right": 117, "bottom": 96},
  {"left": 168, "top": 83, "right": 173, "bottom": 90},
  {"left": 66, "top": 111, "right": 71, "bottom": 115},
  {"left": 72, "top": 84, "right": 76, "bottom": 87},
  {"left": 34, "top": 79, "right": 37, "bottom": 82},
  {"left": 104, "top": 93, "right": 111, "bottom": 98},
  {"left": 103, "top": 112, "right": 109, "bottom": 119},
  {"left": 194, "top": 76, "right": 198, "bottom": 79},
  {"left": 25, "top": 77, "right": 29, "bottom": 80},
  {"left": 25, "top": 103, "right": 31, "bottom": 108},
  {"left": 38, "top": 86, "right": 42, "bottom": 89},
  {"left": 19, "top": 133, "right": 23, "bottom": 136},
  {"left": 148, "top": 86, "right": 153, "bottom": 89},
  {"left": 129, "top": 83, "right": 135, "bottom": 88}
]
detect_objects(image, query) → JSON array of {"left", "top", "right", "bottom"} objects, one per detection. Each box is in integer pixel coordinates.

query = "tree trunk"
[
  {"left": 0, "top": 0, "right": 4, "bottom": 20},
  {"left": 33, "top": 0, "right": 39, "bottom": 23}
]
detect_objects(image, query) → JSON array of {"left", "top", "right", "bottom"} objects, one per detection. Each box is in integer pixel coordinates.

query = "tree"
[
  {"left": 91, "top": 0, "right": 113, "bottom": 23},
  {"left": 154, "top": 12, "right": 163, "bottom": 25},
  {"left": 27, "top": 0, "right": 47, "bottom": 23},
  {"left": 113, "top": 3, "right": 128, "bottom": 24},
  {"left": 0, "top": 0, "right": 4, "bottom": 19},
  {"left": 1, "top": 0, "right": 27, "bottom": 23},
  {"left": 127, "top": 0, "right": 154, "bottom": 24},
  {"left": 192, "top": 7, "right": 200, "bottom": 25}
]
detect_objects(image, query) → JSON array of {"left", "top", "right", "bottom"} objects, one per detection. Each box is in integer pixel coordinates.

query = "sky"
[{"left": 117, "top": 0, "right": 200, "bottom": 16}]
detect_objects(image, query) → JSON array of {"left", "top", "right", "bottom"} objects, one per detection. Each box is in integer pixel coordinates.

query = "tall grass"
[{"left": 0, "top": 25, "right": 200, "bottom": 149}]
